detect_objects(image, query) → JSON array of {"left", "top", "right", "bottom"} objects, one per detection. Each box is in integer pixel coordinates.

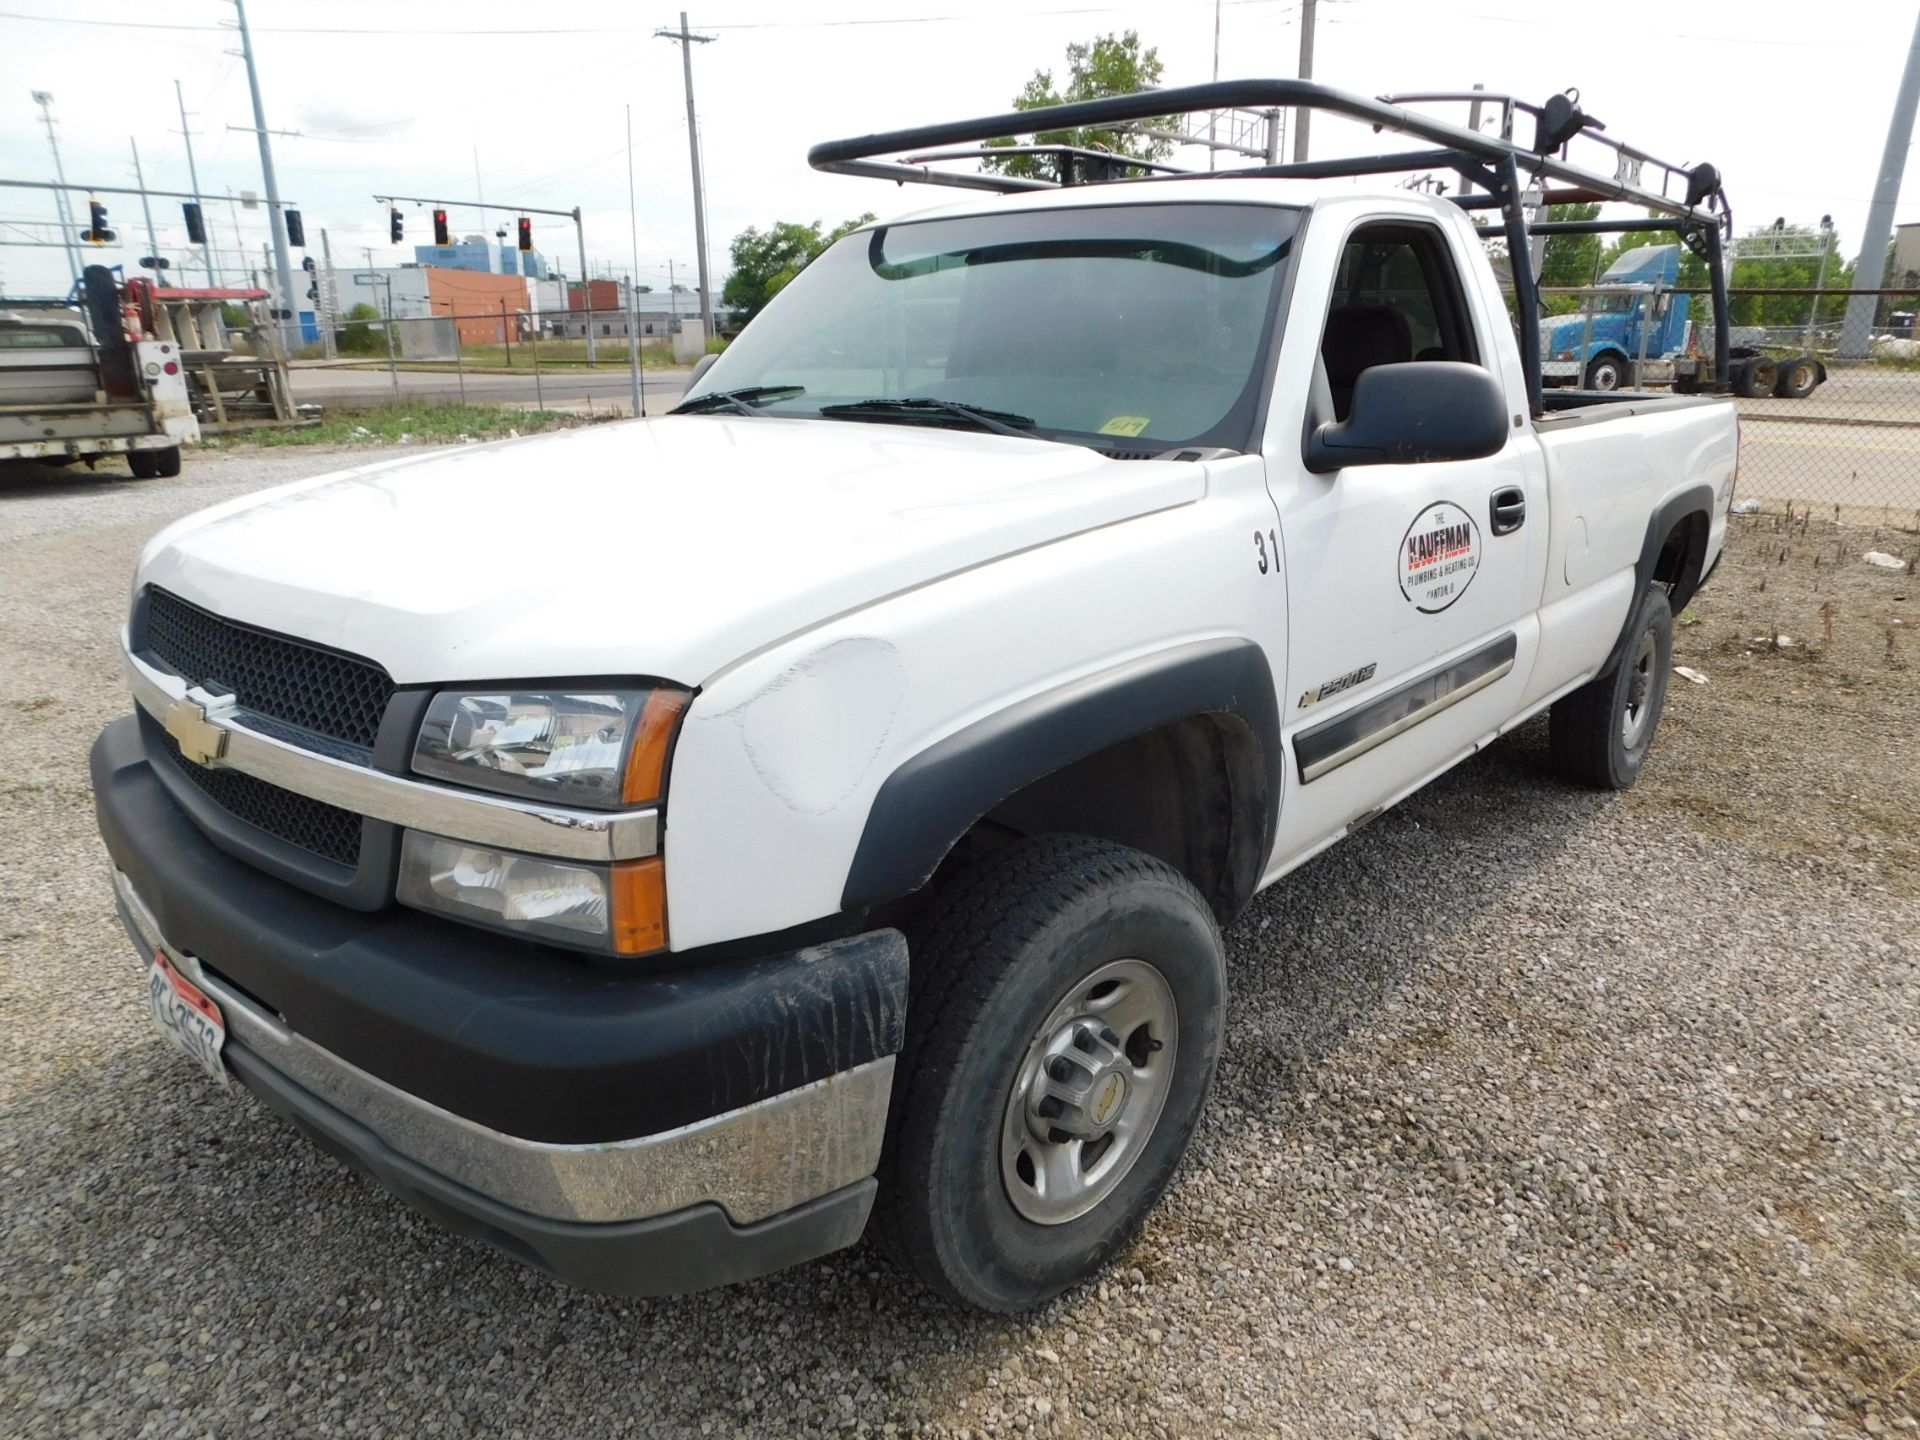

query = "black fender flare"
[
  {"left": 840, "top": 638, "right": 1282, "bottom": 911},
  {"left": 1600, "top": 483, "right": 1714, "bottom": 677}
]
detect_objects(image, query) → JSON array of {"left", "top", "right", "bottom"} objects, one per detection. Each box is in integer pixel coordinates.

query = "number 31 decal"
[{"left": 1253, "top": 528, "right": 1279, "bottom": 575}]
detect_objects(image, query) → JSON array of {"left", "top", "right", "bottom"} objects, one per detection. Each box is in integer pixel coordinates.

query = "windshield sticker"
[
  {"left": 1399, "top": 502, "right": 1481, "bottom": 614},
  {"left": 1098, "top": 415, "right": 1151, "bottom": 437}
]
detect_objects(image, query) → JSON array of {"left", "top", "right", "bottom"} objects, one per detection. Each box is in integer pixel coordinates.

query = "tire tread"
[{"left": 869, "top": 835, "right": 1213, "bottom": 1307}]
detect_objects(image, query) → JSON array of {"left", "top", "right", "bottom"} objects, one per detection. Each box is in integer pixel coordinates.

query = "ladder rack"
[{"left": 809, "top": 79, "right": 1734, "bottom": 412}]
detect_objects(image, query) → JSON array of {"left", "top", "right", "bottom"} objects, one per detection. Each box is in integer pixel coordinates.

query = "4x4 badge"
[{"left": 163, "top": 698, "right": 228, "bottom": 768}]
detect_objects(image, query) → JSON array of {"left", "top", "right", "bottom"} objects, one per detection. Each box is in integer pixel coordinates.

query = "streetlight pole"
[
  {"left": 130, "top": 139, "right": 162, "bottom": 271},
  {"left": 1840, "top": 8, "right": 1920, "bottom": 358},
  {"left": 174, "top": 80, "right": 211, "bottom": 287},
  {"left": 31, "top": 92, "right": 83, "bottom": 289},
  {"left": 1808, "top": 216, "right": 1835, "bottom": 341},
  {"left": 231, "top": 0, "right": 299, "bottom": 350}
]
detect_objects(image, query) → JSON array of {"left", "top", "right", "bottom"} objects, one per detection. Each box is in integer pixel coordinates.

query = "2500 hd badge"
[{"left": 1399, "top": 501, "right": 1481, "bottom": 613}]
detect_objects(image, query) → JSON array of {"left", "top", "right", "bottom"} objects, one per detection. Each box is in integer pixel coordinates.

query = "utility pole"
[
  {"left": 174, "top": 80, "right": 211, "bottom": 287},
  {"left": 1840, "top": 8, "right": 1920, "bottom": 358},
  {"left": 31, "top": 92, "right": 83, "bottom": 290},
  {"left": 1292, "top": 0, "right": 1317, "bottom": 163},
  {"left": 130, "top": 139, "right": 161, "bottom": 272},
  {"left": 231, "top": 0, "right": 299, "bottom": 350},
  {"left": 657, "top": 12, "right": 717, "bottom": 342}
]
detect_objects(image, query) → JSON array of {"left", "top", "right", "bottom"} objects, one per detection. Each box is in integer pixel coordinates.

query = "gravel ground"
[{"left": 2, "top": 448, "right": 1916, "bottom": 1439}]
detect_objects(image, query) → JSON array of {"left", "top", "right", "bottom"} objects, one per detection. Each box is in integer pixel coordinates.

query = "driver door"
[{"left": 1265, "top": 215, "right": 1547, "bottom": 869}]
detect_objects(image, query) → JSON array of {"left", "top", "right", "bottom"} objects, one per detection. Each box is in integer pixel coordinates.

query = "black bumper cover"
[{"left": 91, "top": 715, "right": 908, "bottom": 1146}]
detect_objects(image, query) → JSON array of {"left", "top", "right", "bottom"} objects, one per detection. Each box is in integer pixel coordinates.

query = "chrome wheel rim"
[
  {"left": 1591, "top": 362, "right": 1619, "bottom": 391},
  {"left": 1000, "top": 958, "right": 1178, "bottom": 1226},
  {"left": 1621, "top": 627, "right": 1657, "bottom": 749}
]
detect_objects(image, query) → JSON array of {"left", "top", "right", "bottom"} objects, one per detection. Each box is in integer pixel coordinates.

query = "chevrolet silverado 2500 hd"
[{"left": 94, "top": 82, "right": 1739, "bottom": 1312}]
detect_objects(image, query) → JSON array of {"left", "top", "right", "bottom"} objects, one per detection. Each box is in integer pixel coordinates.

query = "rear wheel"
[
  {"left": 1549, "top": 585, "right": 1674, "bottom": 790},
  {"left": 872, "top": 834, "right": 1225, "bottom": 1312},
  {"left": 1774, "top": 358, "right": 1820, "bottom": 399},
  {"left": 1735, "top": 356, "right": 1779, "bottom": 398},
  {"left": 126, "top": 449, "right": 161, "bottom": 480}
]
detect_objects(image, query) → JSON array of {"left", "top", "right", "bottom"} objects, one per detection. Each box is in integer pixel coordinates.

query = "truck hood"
[{"left": 137, "top": 415, "right": 1205, "bottom": 685}]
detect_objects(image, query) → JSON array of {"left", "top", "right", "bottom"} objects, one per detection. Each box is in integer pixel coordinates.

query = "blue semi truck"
[{"left": 1539, "top": 243, "right": 1826, "bottom": 399}]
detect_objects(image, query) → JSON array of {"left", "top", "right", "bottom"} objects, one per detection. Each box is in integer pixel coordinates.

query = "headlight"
[
  {"left": 412, "top": 687, "right": 688, "bottom": 809},
  {"left": 397, "top": 831, "right": 667, "bottom": 955}
]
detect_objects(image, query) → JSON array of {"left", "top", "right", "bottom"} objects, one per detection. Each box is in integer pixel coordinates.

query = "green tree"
[
  {"left": 1535, "top": 203, "right": 1604, "bottom": 316},
  {"left": 981, "top": 31, "right": 1173, "bottom": 182},
  {"left": 335, "top": 302, "right": 384, "bottom": 356},
  {"left": 722, "top": 214, "right": 873, "bottom": 325}
]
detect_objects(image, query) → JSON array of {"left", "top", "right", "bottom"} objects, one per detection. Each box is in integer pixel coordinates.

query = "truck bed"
[{"left": 1534, "top": 389, "right": 1730, "bottom": 429}]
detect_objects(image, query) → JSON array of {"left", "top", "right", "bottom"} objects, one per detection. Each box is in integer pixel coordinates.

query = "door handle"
[{"left": 1490, "top": 486, "right": 1526, "bottom": 536}]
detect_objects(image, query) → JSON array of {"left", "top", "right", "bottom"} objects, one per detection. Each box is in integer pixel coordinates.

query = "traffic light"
[
  {"left": 517, "top": 217, "right": 533, "bottom": 252},
  {"left": 82, "top": 199, "right": 115, "bottom": 245},
  {"left": 182, "top": 202, "right": 206, "bottom": 245},
  {"left": 432, "top": 209, "right": 450, "bottom": 246},
  {"left": 284, "top": 208, "right": 306, "bottom": 248},
  {"left": 389, "top": 207, "right": 404, "bottom": 244},
  {"left": 301, "top": 255, "right": 316, "bottom": 272}
]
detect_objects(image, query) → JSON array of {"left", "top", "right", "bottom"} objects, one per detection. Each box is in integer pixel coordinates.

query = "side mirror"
[
  {"left": 686, "top": 352, "right": 719, "bottom": 388},
  {"left": 1305, "top": 362, "right": 1510, "bottom": 475}
]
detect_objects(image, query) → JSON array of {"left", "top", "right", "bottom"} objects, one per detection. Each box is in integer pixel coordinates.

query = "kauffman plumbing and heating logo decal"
[{"left": 1398, "top": 501, "right": 1481, "bottom": 614}]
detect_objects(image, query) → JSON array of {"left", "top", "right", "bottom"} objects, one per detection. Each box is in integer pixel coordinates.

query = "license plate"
[{"left": 146, "top": 950, "right": 228, "bottom": 1087}]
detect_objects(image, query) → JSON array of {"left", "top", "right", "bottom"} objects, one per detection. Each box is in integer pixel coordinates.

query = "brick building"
[{"left": 425, "top": 269, "right": 532, "bottom": 344}]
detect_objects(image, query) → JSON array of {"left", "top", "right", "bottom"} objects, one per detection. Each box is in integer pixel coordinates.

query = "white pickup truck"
[{"left": 93, "top": 82, "right": 1737, "bottom": 1312}]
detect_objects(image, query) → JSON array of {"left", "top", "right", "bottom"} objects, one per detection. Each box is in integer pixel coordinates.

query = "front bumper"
[{"left": 95, "top": 715, "right": 909, "bottom": 1295}]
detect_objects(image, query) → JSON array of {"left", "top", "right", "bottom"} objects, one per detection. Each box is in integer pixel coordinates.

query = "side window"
[{"left": 1320, "top": 223, "right": 1479, "bottom": 420}]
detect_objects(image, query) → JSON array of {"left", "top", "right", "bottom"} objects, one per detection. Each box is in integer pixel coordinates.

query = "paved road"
[{"left": 289, "top": 363, "right": 693, "bottom": 415}]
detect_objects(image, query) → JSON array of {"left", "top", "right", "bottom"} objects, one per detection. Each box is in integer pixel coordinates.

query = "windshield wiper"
[
  {"left": 669, "top": 385, "right": 805, "bottom": 417},
  {"left": 816, "top": 396, "right": 1040, "bottom": 439}
]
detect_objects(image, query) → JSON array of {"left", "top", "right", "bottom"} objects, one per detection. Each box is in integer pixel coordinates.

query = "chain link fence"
[
  {"left": 1682, "top": 289, "right": 1919, "bottom": 532},
  {"left": 307, "top": 303, "right": 716, "bottom": 407}
]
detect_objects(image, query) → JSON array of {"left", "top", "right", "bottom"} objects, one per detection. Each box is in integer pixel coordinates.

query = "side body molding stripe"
[
  {"left": 1294, "top": 632, "right": 1518, "bottom": 783},
  {"left": 841, "top": 638, "right": 1282, "bottom": 910}
]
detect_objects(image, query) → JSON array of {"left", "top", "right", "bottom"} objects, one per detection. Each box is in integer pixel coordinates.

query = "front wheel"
[
  {"left": 872, "top": 835, "right": 1225, "bottom": 1312},
  {"left": 1584, "top": 355, "right": 1625, "bottom": 392},
  {"left": 1549, "top": 585, "right": 1674, "bottom": 790}
]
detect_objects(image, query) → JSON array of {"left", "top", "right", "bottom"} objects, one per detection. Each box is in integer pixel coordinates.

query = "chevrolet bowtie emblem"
[{"left": 163, "top": 697, "right": 228, "bottom": 768}]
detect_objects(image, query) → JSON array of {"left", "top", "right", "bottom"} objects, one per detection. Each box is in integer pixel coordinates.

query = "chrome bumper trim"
[
  {"left": 123, "top": 644, "right": 658, "bottom": 864},
  {"left": 115, "top": 871, "right": 891, "bottom": 1227}
]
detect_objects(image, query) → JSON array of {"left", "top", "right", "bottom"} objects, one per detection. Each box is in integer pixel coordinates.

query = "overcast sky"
[{"left": 3, "top": 0, "right": 1916, "bottom": 301}]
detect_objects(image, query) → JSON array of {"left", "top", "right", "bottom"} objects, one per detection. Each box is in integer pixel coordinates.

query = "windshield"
[{"left": 686, "top": 202, "right": 1300, "bottom": 452}]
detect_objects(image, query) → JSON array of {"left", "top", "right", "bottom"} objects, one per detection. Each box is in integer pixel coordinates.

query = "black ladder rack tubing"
[
  {"left": 807, "top": 79, "right": 1723, "bottom": 225},
  {"left": 808, "top": 78, "right": 1734, "bottom": 408}
]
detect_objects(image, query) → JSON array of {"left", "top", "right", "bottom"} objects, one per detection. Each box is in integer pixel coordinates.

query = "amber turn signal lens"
[
  {"left": 621, "top": 689, "right": 688, "bottom": 805},
  {"left": 610, "top": 856, "right": 667, "bottom": 955}
]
